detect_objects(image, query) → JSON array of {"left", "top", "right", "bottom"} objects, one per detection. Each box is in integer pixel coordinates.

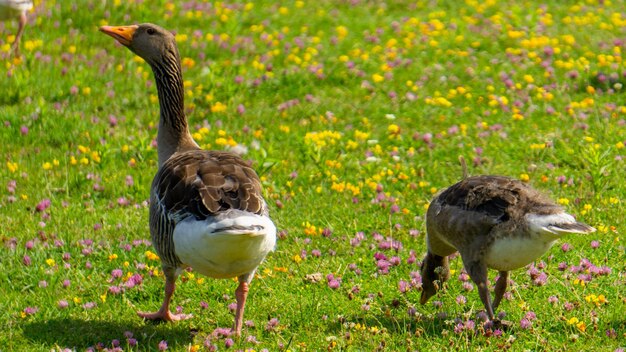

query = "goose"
[
  {"left": 0, "top": 0, "right": 32, "bottom": 56},
  {"left": 100, "top": 23, "right": 276, "bottom": 335},
  {"left": 420, "top": 161, "right": 595, "bottom": 326}
]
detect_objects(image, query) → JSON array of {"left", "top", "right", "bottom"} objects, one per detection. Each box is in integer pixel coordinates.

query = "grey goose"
[
  {"left": 100, "top": 23, "right": 276, "bottom": 335},
  {"left": 420, "top": 173, "right": 595, "bottom": 325}
]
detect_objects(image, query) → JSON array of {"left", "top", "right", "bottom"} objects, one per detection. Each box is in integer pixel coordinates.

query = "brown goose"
[
  {"left": 0, "top": 0, "right": 32, "bottom": 56},
  {"left": 100, "top": 23, "right": 276, "bottom": 335},
  {"left": 420, "top": 173, "right": 595, "bottom": 325}
]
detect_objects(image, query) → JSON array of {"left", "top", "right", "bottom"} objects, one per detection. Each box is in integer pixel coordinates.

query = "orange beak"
[{"left": 99, "top": 25, "right": 138, "bottom": 46}]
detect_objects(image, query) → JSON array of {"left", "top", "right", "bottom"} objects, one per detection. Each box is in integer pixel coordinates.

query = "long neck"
[{"left": 150, "top": 49, "right": 198, "bottom": 166}]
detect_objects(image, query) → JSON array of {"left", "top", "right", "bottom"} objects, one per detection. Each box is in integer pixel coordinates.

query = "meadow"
[{"left": 1, "top": 0, "right": 625, "bottom": 350}]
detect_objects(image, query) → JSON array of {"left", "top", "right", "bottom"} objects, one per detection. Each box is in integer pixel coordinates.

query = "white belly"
[
  {"left": 485, "top": 236, "right": 555, "bottom": 271},
  {"left": 173, "top": 215, "right": 276, "bottom": 279},
  {"left": 0, "top": 1, "right": 32, "bottom": 19}
]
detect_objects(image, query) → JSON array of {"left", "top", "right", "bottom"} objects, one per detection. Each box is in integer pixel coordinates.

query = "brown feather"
[{"left": 152, "top": 150, "right": 267, "bottom": 223}]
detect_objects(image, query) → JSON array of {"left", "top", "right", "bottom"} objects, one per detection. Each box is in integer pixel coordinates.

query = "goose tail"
[
  {"left": 527, "top": 213, "right": 595, "bottom": 236},
  {"left": 206, "top": 209, "right": 276, "bottom": 237}
]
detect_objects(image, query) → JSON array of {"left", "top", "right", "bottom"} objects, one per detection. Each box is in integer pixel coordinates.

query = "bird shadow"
[{"left": 21, "top": 317, "right": 197, "bottom": 350}]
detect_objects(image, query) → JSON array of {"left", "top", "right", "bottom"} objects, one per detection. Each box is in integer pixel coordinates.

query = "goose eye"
[{"left": 147, "top": 28, "right": 156, "bottom": 35}]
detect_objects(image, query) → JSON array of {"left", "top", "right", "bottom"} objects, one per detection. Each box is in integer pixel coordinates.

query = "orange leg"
[
  {"left": 233, "top": 281, "right": 249, "bottom": 336},
  {"left": 138, "top": 268, "right": 192, "bottom": 321},
  {"left": 11, "top": 12, "right": 27, "bottom": 57}
]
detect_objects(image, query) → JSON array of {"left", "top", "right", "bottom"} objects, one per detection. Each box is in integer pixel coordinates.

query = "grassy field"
[{"left": 1, "top": 0, "right": 625, "bottom": 350}]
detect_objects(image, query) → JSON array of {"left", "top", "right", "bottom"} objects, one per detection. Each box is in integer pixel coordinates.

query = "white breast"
[{"left": 173, "top": 213, "right": 276, "bottom": 279}]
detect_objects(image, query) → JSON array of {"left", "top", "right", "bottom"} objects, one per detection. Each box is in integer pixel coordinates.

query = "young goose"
[
  {"left": 420, "top": 174, "right": 595, "bottom": 324},
  {"left": 100, "top": 23, "right": 276, "bottom": 335},
  {"left": 0, "top": 0, "right": 33, "bottom": 56}
]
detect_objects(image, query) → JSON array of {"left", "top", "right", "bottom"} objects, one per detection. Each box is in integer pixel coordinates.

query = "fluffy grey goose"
[
  {"left": 100, "top": 23, "right": 276, "bottom": 335},
  {"left": 420, "top": 174, "right": 595, "bottom": 325},
  {"left": 0, "top": 0, "right": 32, "bottom": 56}
]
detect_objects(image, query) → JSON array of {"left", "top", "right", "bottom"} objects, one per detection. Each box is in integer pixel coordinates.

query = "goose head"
[
  {"left": 419, "top": 252, "right": 450, "bottom": 305},
  {"left": 99, "top": 23, "right": 179, "bottom": 66}
]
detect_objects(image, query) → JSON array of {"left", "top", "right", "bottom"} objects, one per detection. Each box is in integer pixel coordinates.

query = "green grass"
[{"left": 1, "top": 0, "right": 625, "bottom": 350}]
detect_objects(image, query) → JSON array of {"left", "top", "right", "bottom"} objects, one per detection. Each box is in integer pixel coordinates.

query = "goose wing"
[
  {"left": 437, "top": 175, "right": 559, "bottom": 222},
  {"left": 153, "top": 149, "right": 267, "bottom": 222}
]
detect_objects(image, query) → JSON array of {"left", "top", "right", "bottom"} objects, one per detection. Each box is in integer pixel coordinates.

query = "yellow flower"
[
  {"left": 519, "top": 173, "right": 530, "bottom": 182},
  {"left": 91, "top": 151, "right": 101, "bottom": 163},
  {"left": 145, "top": 251, "right": 160, "bottom": 261},
  {"left": 585, "top": 294, "right": 608, "bottom": 306},
  {"left": 211, "top": 102, "right": 227, "bottom": 113},
  {"left": 7, "top": 161, "right": 18, "bottom": 173},
  {"left": 292, "top": 254, "right": 302, "bottom": 264},
  {"left": 108, "top": 254, "right": 118, "bottom": 261},
  {"left": 182, "top": 57, "right": 196, "bottom": 68},
  {"left": 372, "top": 73, "right": 384, "bottom": 83},
  {"left": 336, "top": 26, "right": 348, "bottom": 39},
  {"left": 387, "top": 124, "right": 401, "bottom": 135},
  {"left": 46, "top": 258, "right": 56, "bottom": 267},
  {"left": 331, "top": 181, "right": 346, "bottom": 193}
]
